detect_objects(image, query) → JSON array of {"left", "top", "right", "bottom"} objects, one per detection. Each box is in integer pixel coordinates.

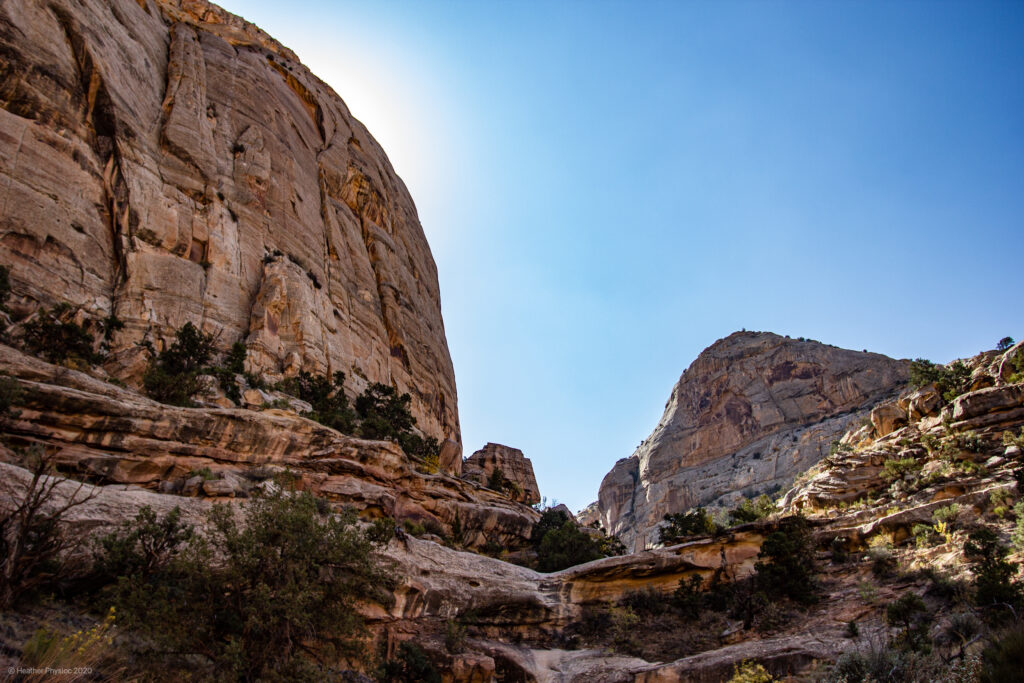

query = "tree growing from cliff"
[
  {"left": 998, "top": 337, "right": 1016, "bottom": 352},
  {"left": 355, "top": 382, "right": 438, "bottom": 459},
  {"left": 486, "top": 467, "right": 521, "bottom": 498},
  {"left": 143, "top": 322, "right": 216, "bottom": 406},
  {"left": 21, "top": 304, "right": 101, "bottom": 366},
  {"left": 280, "top": 370, "right": 356, "bottom": 433},
  {"left": 97, "top": 486, "right": 394, "bottom": 680}
]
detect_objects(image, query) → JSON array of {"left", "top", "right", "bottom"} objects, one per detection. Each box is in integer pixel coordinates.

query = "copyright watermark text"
[{"left": 7, "top": 668, "right": 94, "bottom": 676}]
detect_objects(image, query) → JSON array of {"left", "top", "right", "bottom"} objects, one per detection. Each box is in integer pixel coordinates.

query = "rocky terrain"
[
  {"left": 4, "top": 335, "right": 1021, "bottom": 682},
  {"left": 0, "top": 342, "right": 537, "bottom": 551},
  {"left": 0, "top": 0, "right": 459, "bottom": 451},
  {"left": 593, "top": 332, "right": 909, "bottom": 551},
  {"left": 2, "top": 1, "right": 1023, "bottom": 682}
]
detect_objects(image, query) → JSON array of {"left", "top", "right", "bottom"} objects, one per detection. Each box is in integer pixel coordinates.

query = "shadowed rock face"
[
  {"left": 597, "top": 331, "right": 909, "bottom": 551},
  {"left": 0, "top": 0, "right": 458, "bottom": 451}
]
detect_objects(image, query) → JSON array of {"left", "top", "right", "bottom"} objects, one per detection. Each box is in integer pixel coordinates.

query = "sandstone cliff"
[
  {"left": 462, "top": 442, "right": 542, "bottom": 505},
  {"left": 597, "top": 331, "right": 909, "bottom": 551},
  {"left": 0, "top": 0, "right": 458, "bottom": 451}
]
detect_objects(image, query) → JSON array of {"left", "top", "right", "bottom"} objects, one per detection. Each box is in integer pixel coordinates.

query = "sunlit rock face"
[
  {"left": 597, "top": 331, "right": 909, "bottom": 551},
  {"left": 462, "top": 442, "right": 541, "bottom": 505},
  {"left": 0, "top": 0, "right": 458, "bottom": 453}
]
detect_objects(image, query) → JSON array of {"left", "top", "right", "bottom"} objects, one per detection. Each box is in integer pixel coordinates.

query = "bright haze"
[{"left": 217, "top": 0, "right": 1024, "bottom": 513}]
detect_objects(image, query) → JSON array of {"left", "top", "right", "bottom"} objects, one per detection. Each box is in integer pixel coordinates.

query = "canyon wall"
[
  {"left": 596, "top": 331, "right": 908, "bottom": 551},
  {"left": 0, "top": 0, "right": 458, "bottom": 451}
]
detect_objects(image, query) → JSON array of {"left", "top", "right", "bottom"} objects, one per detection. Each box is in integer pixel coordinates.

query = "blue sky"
[{"left": 219, "top": 0, "right": 1024, "bottom": 513}]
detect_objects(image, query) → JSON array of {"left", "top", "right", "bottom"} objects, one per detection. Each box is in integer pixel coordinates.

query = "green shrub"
[
  {"left": 355, "top": 382, "right": 440, "bottom": 459},
  {"left": 156, "top": 321, "right": 214, "bottom": 374},
  {"left": 356, "top": 382, "right": 416, "bottom": 439},
  {"left": 909, "top": 358, "right": 972, "bottom": 402},
  {"left": 754, "top": 516, "right": 817, "bottom": 604},
  {"left": 380, "top": 641, "right": 441, "bottom": 683},
  {"left": 0, "top": 374, "right": 22, "bottom": 415},
  {"left": 659, "top": 508, "right": 715, "bottom": 545},
  {"left": 827, "top": 644, "right": 950, "bottom": 682},
  {"left": 830, "top": 440, "right": 853, "bottom": 456},
  {"left": 964, "top": 528, "right": 1022, "bottom": 621},
  {"left": 596, "top": 532, "right": 627, "bottom": 557},
  {"left": 210, "top": 341, "right": 247, "bottom": 404},
  {"left": 444, "top": 619, "right": 466, "bottom": 653},
  {"left": 93, "top": 505, "right": 193, "bottom": 581},
  {"left": 933, "top": 503, "right": 961, "bottom": 527},
  {"left": 367, "top": 517, "right": 397, "bottom": 545},
  {"left": 621, "top": 587, "right": 667, "bottom": 615},
  {"left": 531, "top": 508, "right": 571, "bottom": 546},
  {"left": 948, "top": 430, "right": 985, "bottom": 454},
  {"left": 536, "top": 519, "right": 606, "bottom": 572},
  {"left": 608, "top": 605, "right": 640, "bottom": 654},
  {"left": 981, "top": 623, "right": 1024, "bottom": 683},
  {"left": 21, "top": 305, "right": 100, "bottom": 365},
  {"left": 279, "top": 370, "right": 355, "bottom": 432},
  {"left": 729, "top": 495, "right": 776, "bottom": 525},
  {"left": 142, "top": 322, "right": 215, "bottom": 406},
  {"left": 998, "top": 337, "right": 1016, "bottom": 352},
  {"left": 97, "top": 487, "right": 393, "bottom": 680},
  {"left": 1013, "top": 501, "right": 1024, "bottom": 551},
  {"left": 187, "top": 467, "right": 216, "bottom": 481},
  {"left": 886, "top": 592, "right": 932, "bottom": 651},
  {"left": 672, "top": 575, "right": 704, "bottom": 617},
  {"left": 487, "top": 467, "right": 511, "bottom": 493},
  {"left": 882, "top": 457, "right": 920, "bottom": 481}
]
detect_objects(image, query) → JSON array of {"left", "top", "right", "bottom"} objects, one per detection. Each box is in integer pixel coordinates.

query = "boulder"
[
  {"left": 871, "top": 402, "right": 906, "bottom": 437},
  {"left": 906, "top": 384, "right": 942, "bottom": 421}
]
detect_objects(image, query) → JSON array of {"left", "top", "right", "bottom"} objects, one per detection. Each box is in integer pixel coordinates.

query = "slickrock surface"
[
  {"left": 596, "top": 331, "right": 908, "bottom": 551},
  {"left": 462, "top": 442, "right": 542, "bottom": 505},
  {"left": 0, "top": 0, "right": 458, "bottom": 450}
]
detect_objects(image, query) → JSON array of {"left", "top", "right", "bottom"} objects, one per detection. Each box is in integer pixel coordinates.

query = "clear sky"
[{"left": 218, "top": 0, "right": 1024, "bottom": 513}]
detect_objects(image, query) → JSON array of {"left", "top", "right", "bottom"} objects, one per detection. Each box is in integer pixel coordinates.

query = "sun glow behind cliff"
[{"left": 217, "top": 0, "right": 468, "bottom": 251}]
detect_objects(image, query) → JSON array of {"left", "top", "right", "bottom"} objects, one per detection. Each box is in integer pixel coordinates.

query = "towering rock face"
[
  {"left": 0, "top": 0, "right": 458, "bottom": 452},
  {"left": 462, "top": 442, "right": 541, "bottom": 505},
  {"left": 597, "top": 331, "right": 909, "bottom": 551}
]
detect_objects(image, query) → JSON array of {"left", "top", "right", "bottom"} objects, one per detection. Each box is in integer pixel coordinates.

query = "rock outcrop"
[
  {"left": 0, "top": 344, "right": 535, "bottom": 549},
  {"left": 0, "top": 0, "right": 458, "bottom": 451},
  {"left": 462, "top": 442, "right": 541, "bottom": 505},
  {"left": 597, "top": 331, "right": 909, "bottom": 551}
]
